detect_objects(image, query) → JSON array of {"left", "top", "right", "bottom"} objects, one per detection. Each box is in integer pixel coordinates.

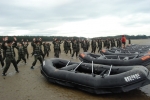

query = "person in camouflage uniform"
[
  {"left": 39, "top": 38, "right": 44, "bottom": 59},
  {"left": 63, "top": 39, "right": 68, "bottom": 54},
  {"left": 76, "top": 39, "right": 80, "bottom": 56},
  {"left": 31, "top": 38, "right": 36, "bottom": 56},
  {"left": 52, "top": 38, "right": 57, "bottom": 52},
  {"left": 16, "top": 42, "right": 27, "bottom": 64},
  {"left": 53, "top": 39, "right": 60, "bottom": 58},
  {"left": 86, "top": 39, "right": 90, "bottom": 51},
  {"left": 106, "top": 38, "right": 110, "bottom": 49},
  {"left": 47, "top": 43, "right": 51, "bottom": 52},
  {"left": 31, "top": 40, "right": 43, "bottom": 69},
  {"left": 111, "top": 38, "right": 115, "bottom": 48},
  {"left": 91, "top": 39, "right": 97, "bottom": 53},
  {"left": 58, "top": 38, "right": 63, "bottom": 53},
  {"left": 0, "top": 43, "right": 4, "bottom": 68},
  {"left": 116, "top": 38, "right": 121, "bottom": 48},
  {"left": 97, "top": 39, "right": 103, "bottom": 53},
  {"left": 67, "top": 39, "right": 71, "bottom": 54},
  {"left": 43, "top": 42, "right": 49, "bottom": 57},
  {"left": 23, "top": 40, "right": 29, "bottom": 59},
  {"left": 2, "top": 37, "right": 19, "bottom": 76},
  {"left": 71, "top": 40, "right": 78, "bottom": 58},
  {"left": 82, "top": 39, "right": 88, "bottom": 52}
]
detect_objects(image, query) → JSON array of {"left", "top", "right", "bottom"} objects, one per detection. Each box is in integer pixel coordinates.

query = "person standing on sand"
[
  {"left": 23, "top": 40, "right": 29, "bottom": 59},
  {"left": 53, "top": 39, "right": 60, "bottom": 58},
  {"left": 91, "top": 39, "right": 97, "bottom": 53},
  {"left": 31, "top": 38, "right": 36, "bottom": 56},
  {"left": 31, "top": 40, "right": 43, "bottom": 69},
  {"left": 97, "top": 39, "right": 102, "bottom": 53},
  {"left": 2, "top": 37, "right": 19, "bottom": 76},
  {"left": 128, "top": 38, "right": 131, "bottom": 45},
  {"left": 76, "top": 38, "right": 80, "bottom": 56},
  {"left": 39, "top": 38, "right": 44, "bottom": 59},
  {"left": 121, "top": 35, "right": 126, "bottom": 48},
  {"left": 67, "top": 39, "right": 71, "bottom": 55},
  {"left": 43, "top": 42, "right": 49, "bottom": 57},
  {"left": 16, "top": 42, "right": 27, "bottom": 65},
  {"left": 71, "top": 39, "right": 78, "bottom": 58},
  {"left": 47, "top": 43, "right": 51, "bottom": 52},
  {"left": 82, "top": 39, "right": 88, "bottom": 52}
]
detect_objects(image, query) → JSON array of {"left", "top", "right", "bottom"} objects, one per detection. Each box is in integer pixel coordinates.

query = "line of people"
[
  {"left": 0, "top": 37, "right": 51, "bottom": 76},
  {"left": 0, "top": 36, "right": 127, "bottom": 76},
  {"left": 52, "top": 37, "right": 123, "bottom": 58}
]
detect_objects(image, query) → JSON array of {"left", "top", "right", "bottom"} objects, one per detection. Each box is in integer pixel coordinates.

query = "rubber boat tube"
[
  {"left": 41, "top": 58, "right": 150, "bottom": 94},
  {"left": 79, "top": 52, "right": 150, "bottom": 66}
]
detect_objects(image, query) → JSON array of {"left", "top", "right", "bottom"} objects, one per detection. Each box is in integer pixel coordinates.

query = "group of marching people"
[
  {"left": 0, "top": 36, "right": 28, "bottom": 76},
  {"left": 52, "top": 37, "right": 125, "bottom": 58},
  {"left": 0, "top": 37, "right": 51, "bottom": 76},
  {"left": 0, "top": 35, "right": 127, "bottom": 76}
]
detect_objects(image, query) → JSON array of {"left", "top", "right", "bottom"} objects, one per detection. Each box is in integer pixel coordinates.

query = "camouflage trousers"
[
  {"left": 16, "top": 54, "right": 26, "bottom": 64},
  {"left": 32, "top": 55, "right": 43, "bottom": 66},
  {"left": 3, "top": 56, "right": 18, "bottom": 74}
]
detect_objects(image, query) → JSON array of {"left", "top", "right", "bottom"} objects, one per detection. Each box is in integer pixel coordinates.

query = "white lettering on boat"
[{"left": 124, "top": 74, "right": 141, "bottom": 82}]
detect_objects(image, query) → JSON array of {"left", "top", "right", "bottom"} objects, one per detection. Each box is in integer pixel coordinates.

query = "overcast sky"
[{"left": 0, "top": 0, "right": 150, "bottom": 38}]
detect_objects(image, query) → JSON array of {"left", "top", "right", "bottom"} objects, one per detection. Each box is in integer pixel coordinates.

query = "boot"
[{"left": 31, "top": 66, "right": 34, "bottom": 69}]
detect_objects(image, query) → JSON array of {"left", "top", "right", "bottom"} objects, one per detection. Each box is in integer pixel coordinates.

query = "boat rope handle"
[
  {"left": 73, "top": 61, "right": 83, "bottom": 72},
  {"left": 91, "top": 61, "right": 95, "bottom": 77},
  {"left": 128, "top": 50, "right": 131, "bottom": 54},
  {"left": 133, "top": 55, "right": 138, "bottom": 59},
  {"left": 107, "top": 65, "right": 113, "bottom": 76},
  {"left": 92, "top": 61, "right": 93, "bottom": 74},
  {"left": 101, "top": 53, "right": 107, "bottom": 59},
  {"left": 65, "top": 60, "right": 70, "bottom": 67},
  {"left": 118, "top": 55, "right": 120, "bottom": 60}
]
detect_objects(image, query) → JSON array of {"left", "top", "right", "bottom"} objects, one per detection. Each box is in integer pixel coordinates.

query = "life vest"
[
  {"left": 6, "top": 46, "right": 14, "bottom": 57},
  {"left": 73, "top": 42, "right": 77, "bottom": 49},
  {"left": 34, "top": 44, "right": 41, "bottom": 54},
  {"left": 54, "top": 43, "right": 60, "bottom": 49},
  {"left": 18, "top": 46, "right": 24, "bottom": 54}
]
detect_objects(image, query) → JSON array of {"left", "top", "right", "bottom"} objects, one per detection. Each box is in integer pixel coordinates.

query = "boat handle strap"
[
  {"left": 65, "top": 60, "right": 71, "bottom": 67},
  {"left": 73, "top": 61, "right": 83, "bottom": 72},
  {"left": 107, "top": 65, "right": 113, "bottom": 76}
]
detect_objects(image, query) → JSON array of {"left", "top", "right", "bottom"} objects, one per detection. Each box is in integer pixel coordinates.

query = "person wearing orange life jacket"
[{"left": 121, "top": 35, "right": 126, "bottom": 49}]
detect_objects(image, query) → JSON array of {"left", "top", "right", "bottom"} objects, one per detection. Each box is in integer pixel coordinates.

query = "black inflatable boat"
[
  {"left": 79, "top": 52, "right": 150, "bottom": 66},
  {"left": 41, "top": 58, "right": 150, "bottom": 94},
  {"left": 100, "top": 49, "right": 150, "bottom": 56}
]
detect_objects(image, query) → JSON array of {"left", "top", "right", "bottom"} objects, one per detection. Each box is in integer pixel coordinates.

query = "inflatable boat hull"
[
  {"left": 79, "top": 52, "right": 150, "bottom": 66},
  {"left": 41, "top": 58, "right": 150, "bottom": 94}
]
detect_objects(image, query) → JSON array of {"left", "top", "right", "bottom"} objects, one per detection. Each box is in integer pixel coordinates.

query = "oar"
[
  {"left": 107, "top": 65, "right": 113, "bottom": 76},
  {"left": 73, "top": 61, "right": 83, "bottom": 72}
]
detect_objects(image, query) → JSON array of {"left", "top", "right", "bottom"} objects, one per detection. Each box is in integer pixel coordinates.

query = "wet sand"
[{"left": 0, "top": 39, "right": 150, "bottom": 100}]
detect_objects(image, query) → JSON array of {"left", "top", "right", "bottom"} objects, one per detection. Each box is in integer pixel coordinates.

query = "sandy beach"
[{"left": 0, "top": 39, "right": 150, "bottom": 100}]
